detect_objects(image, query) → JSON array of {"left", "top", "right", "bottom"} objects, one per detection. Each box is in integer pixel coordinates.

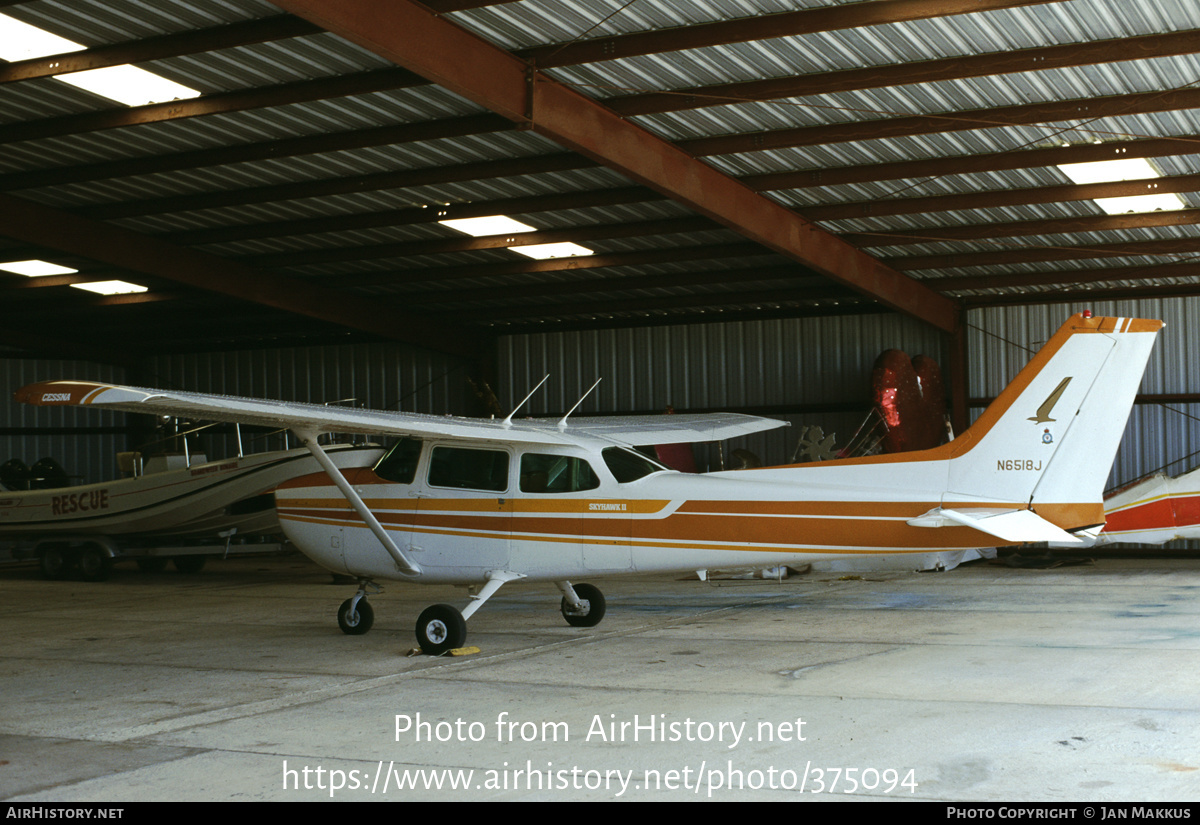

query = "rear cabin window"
[
  {"left": 602, "top": 447, "right": 666, "bottom": 483},
  {"left": 373, "top": 438, "right": 422, "bottom": 484},
  {"left": 519, "top": 454, "right": 600, "bottom": 493},
  {"left": 427, "top": 446, "right": 509, "bottom": 492}
]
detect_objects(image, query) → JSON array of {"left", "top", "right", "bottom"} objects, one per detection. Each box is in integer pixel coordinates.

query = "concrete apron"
[{"left": 2, "top": 554, "right": 1198, "bottom": 801}]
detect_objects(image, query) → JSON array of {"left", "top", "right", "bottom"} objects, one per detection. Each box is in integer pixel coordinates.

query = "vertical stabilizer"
[{"left": 945, "top": 315, "right": 1161, "bottom": 524}]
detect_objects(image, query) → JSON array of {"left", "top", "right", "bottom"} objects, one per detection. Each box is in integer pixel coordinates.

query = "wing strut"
[{"left": 294, "top": 429, "right": 421, "bottom": 576}]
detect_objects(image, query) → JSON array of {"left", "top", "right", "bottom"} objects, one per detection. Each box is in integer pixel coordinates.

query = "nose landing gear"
[{"left": 335, "top": 575, "right": 607, "bottom": 655}]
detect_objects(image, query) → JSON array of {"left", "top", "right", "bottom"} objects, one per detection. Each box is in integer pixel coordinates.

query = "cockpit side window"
[
  {"left": 519, "top": 454, "right": 600, "bottom": 493},
  {"left": 373, "top": 438, "right": 422, "bottom": 483},
  {"left": 427, "top": 446, "right": 509, "bottom": 492},
  {"left": 602, "top": 447, "right": 667, "bottom": 483}
]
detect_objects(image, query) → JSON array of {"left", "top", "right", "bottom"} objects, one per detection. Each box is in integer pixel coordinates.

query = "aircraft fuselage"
[{"left": 274, "top": 437, "right": 1077, "bottom": 584}]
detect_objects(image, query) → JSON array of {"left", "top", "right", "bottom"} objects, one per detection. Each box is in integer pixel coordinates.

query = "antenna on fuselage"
[
  {"left": 502, "top": 374, "right": 549, "bottom": 428},
  {"left": 558, "top": 378, "right": 602, "bottom": 430}
]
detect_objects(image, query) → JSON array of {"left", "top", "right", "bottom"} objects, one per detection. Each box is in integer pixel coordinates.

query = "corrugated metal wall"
[
  {"left": 3, "top": 300, "right": 1194, "bottom": 490},
  {"left": 142, "top": 341, "right": 474, "bottom": 462},
  {"left": 0, "top": 357, "right": 129, "bottom": 486},
  {"left": 0, "top": 341, "right": 472, "bottom": 486},
  {"left": 965, "top": 300, "right": 1200, "bottom": 491},
  {"left": 499, "top": 313, "right": 948, "bottom": 469}
]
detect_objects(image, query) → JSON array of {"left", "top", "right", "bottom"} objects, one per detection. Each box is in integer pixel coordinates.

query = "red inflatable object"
[{"left": 872, "top": 350, "right": 946, "bottom": 453}]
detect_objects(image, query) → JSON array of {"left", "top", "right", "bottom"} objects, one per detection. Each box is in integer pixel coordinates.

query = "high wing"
[{"left": 15, "top": 380, "right": 787, "bottom": 447}]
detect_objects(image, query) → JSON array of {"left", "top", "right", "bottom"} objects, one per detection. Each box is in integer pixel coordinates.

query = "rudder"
[{"left": 944, "top": 314, "right": 1162, "bottom": 529}]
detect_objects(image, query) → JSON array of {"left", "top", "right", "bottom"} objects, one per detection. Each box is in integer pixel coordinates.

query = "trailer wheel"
[
  {"left": 78, "top": 544, "right": 113, "bottom": 582},
  {"left": 38, "top": 544, "right": 71, "bottom": 581}
]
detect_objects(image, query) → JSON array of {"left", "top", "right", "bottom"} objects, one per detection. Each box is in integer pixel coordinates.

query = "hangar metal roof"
[{"left": 1, "top": 0, "right": 1198, "bottom": 360}]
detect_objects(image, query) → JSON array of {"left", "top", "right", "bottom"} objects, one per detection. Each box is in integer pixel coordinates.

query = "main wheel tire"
[
  {"left": 38, "top": 544, "right": 71, "bottom": 581},
  {"left": 338, "top": 598, "right": 375, "bottom": 635},
  {"left": 416, "top": 604, "right": 466, "bottom": 655},
  {"left": 173, "top": 555, "right": 207, "bottom": 574},
  {"left": 561, "top": 582, "right": 606, "bottom": 628},
  {"left": 78, "top": 545, "right": 113, "bottom": 582}
]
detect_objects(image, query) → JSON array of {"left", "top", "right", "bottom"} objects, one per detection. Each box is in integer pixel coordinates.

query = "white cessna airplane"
[{"left": 16, "top": 313, "right": 1161, "bottom": 654}]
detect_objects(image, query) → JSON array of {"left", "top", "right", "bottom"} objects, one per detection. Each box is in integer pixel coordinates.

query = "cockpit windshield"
[
  {"left": 602, "top": 447, "right": 668, "bottom": 483},
  {"left": 373, "top": 437, "right": 422, "bottom": 483}
]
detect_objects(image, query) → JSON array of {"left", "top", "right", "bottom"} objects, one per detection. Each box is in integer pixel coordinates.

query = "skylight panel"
[
  {"left": 58, "top": 65, "right": 201, "bottom": 107},
  {"left": 1091, "top": 194, "right": 1186, "bottom": 215},
  {"left": 439, "top": 216, "right": 537, "bottom": 236},
  {"left": 1058, "top": 155, "right": 1185, "bottom": 215},
  {"left": 510, "top": 242, "right": 594, "bottom": 260},
  {"left": 70, "top": 280, "right": 148, "bottom": 295},
  {"left": 0, "top": 12, "right": 200, "bottom": 106},
  {"left": 440, "top": 215, "right": 594, "bottom": 259},
  {"left": 0, "top": 13, "right": 84, "bottom": 60},
  {"left": 1058, "top": 157, "right": 1161, "bottom": 185},
  {"left": 0, "top": 260, "right": 77, "bottom": 277}
]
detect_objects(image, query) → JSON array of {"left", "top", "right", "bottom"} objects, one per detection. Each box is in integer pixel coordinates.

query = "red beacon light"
[{"left": 1081, "top": 309, "right": 1093, "bottom": 319}]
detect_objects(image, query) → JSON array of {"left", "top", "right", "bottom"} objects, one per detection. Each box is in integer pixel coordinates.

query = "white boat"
[{"left": 0, "top": 443, "right": 384, "bottom": 580}]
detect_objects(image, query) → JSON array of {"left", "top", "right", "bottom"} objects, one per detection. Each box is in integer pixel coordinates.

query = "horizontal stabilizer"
[{"left": 907, "top": 507, "right": 1082, "bottom": 544}]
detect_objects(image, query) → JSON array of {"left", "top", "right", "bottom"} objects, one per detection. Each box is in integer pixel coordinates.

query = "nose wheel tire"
[
  {"left": 338, "top": 598, "right": 375, "bottom": 635},
  {"left": 416, "top": 604, "right": 467, "bottom": 655},
  {"left": 560, "top": 583, "right": 606, "bottom": 628}
]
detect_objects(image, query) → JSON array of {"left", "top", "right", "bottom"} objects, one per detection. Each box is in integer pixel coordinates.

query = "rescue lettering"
[
  {"left": 997, "top": 460, "right": 1042, "bottom": 472},
  {"left": 50, "top": 489, "right": 109, "bottom": 515}
]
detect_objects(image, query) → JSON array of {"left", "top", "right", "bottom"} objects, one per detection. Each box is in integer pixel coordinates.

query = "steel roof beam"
[
  {"left": 0, "top": 192, "right": 481, "bottom": 358},
  {"left": 123, "top": 140, "right": 1193, "bottom": 246},
  {"left": 338, "top": 243, "right": 777, "bottom": 289},
  {"left": 7, "top": 128, "right": 1186, "bottom": 218},
  {"left": 680, "top": 88, "right": 1200, "bottom": 157},
  {"left": 518, "top": 0, "right": 1067, "bottom": 68},
  {"left": 424, "top": 0, "right": 521, "bottom": 10},
  {"left": 0, "top": 16, "right": 320, "bottom": 84},
  {"left": 935, "top": 261, "right": 1200, "bottom": 292},
  {"left": 963, "top": 281, "right": 1200, "bottom": 307},
  {"left": 81, "top": 153, "right": 593, "bottom": 220},
  {"left": 400, "top": 265, "right": 821, "bottom": 305},
  {"left": 447, "top": 286, "right": 856, "bottom": 322},
  {"left": 245, "top": 217, "right": 720, "bottom": 269},
  {"left": 29, "top": 133, "right": 1193, "bottom": 240},
  {"left": 0, "top": 322, "right": 136, "bottom": 365},
  {"left": 745, "top": 138, "right": 1195, "bottom": 193},
  {"left": 165, "top": 187, "right": 661, "bottom": 246},
  {"left": 0, "top": 114, "right": 512, "bottom": 193},
  {"left": 841, "top": 209, "right": 1200, "bottom": 248},
  {"left": 0, "top": 68, "right": 424, "bottom": 146},
  {"left": 1, "top": 35, "right": 1189, "bottom": 193},
  {"left": 492, "top": 303, "right": 891, "bottom": 336},
  {"left": 267, "top": 0, "right": 961, "bottom": 331},
  {"left": 801, "top": 173, "right": 1200, "bottom": 222},
  {"left": 889, "top": 238, "right": 1200, "bottom": 271},
  {"left": 609, "top": 29, "right": 1200, "bottom": 116}
]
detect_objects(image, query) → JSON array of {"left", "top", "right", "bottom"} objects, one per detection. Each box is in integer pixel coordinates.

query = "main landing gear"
[{"left": 335, "top": 575, "right": 608, "bottom": 655}]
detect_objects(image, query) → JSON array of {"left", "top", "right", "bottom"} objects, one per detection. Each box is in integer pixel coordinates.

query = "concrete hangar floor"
[{"left": 1, "top": 552, "right": 1198, "bottom": 802}]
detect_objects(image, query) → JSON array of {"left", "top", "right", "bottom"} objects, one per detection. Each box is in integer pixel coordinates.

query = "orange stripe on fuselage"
[{"left": 276, "top": 496, "right": 1071, "bottom": 550}]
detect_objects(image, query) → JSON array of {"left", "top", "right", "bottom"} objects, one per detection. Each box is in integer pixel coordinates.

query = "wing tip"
[{"left": 14, "top": 380, "right": 110, "bottom": 406}]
